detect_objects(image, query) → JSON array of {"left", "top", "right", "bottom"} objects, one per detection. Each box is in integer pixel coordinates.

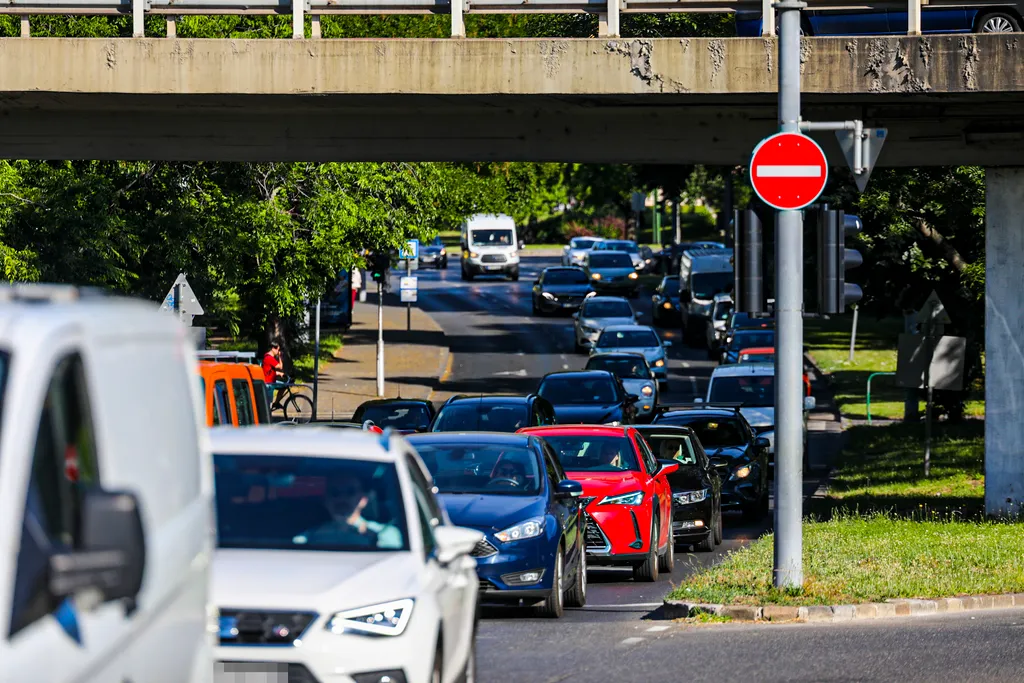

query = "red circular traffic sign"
[{"left": 749, "top": 132, "right": 828, "bottom": 211}]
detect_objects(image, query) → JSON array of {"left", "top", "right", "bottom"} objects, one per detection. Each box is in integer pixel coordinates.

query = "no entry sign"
[{"left": 750, "top": 132, "right": 829, "bottom": 211}]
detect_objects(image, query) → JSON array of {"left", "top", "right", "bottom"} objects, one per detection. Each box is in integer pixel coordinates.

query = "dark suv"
[{"left": 430, "top": 394, "right": 557, "bottom": 432}]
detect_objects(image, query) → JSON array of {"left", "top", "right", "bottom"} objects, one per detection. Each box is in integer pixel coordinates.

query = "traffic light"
[
  {"left": 370, "top": 252, "right": 391, "bottom": 283},
  {"left": 814, "top": 205, "right": 863, "bottom": 314},
  {"left": 733, "top": 208, "right": 765, "bottom": 315}
]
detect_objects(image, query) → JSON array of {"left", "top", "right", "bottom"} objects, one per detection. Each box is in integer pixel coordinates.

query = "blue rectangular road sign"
[{"left": 398, "top": 239, "right": 419, "bottom": 260}]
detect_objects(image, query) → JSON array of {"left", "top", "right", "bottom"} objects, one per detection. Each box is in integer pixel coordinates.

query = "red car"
[{"left": 517, "top": 425, "right": 678, "bottom": 582}]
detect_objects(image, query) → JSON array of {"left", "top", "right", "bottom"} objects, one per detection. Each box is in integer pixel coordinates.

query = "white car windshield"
[
  {"left": 570, "top": 238, "right": 599, "bottom": 249},
  {"left": 213, "top": 454, "right": 410, "bottom": 552},
  {"left": 470, "top": 229, "right": 514, "bottom": 246},
  {"left": 585, "top": 356, "right": 651, "bottom": 379},
  {"left": 604, "top": 242, "right": 639, "bottom": 253}
]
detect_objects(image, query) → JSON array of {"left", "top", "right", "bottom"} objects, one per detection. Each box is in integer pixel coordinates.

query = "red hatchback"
[{"left": 518, "top": 425, "right": 678, "bottom": 582}]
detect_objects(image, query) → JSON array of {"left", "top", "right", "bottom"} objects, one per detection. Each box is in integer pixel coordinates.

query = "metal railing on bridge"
[{"left": 0, "top": 0, "right": 1012, "bottom": 40}]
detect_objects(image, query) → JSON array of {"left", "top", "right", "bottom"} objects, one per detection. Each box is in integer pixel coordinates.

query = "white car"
[
  {"left": 0, "top": 284, "right": 215, "bottom": 683},
  {"left": 210, "top": 426, "right": 483, "bottom": 683},
  {"left": 572, "top": 295, "right": 639, "bottom": 352},
  {"left": 589, "top": 324, "right": 672, "bottom": 385},
  {"left": 562, "top": 236, "right": 604, "bottom": 266}
]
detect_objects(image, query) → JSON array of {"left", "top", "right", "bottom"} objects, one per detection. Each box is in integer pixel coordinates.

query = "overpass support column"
[
  {"left": 599, "top": 0, "right": 620, "bottom": 37},
  {"left": 451, "top": 0, "right": 465, "bottom": 37},
  {"left": 985, "top": 167, "right": 1024, "bottom": 518},
  {"left": 292, "top": 0, "right": 305, "bottom": 38}
]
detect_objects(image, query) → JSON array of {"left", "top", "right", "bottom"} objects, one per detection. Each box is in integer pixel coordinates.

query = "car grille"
[
  {"left": 555, "top": 295, "right": 583, "bottom": 305},
  {"left": 481, "top": 254, "right": 507, "bottom": 263},
  {"left": 479, "top": 579, "right": 496, "bottom": 591},
  {"left": 471, "top": 538, "right": 499, "bottom": 558},
  {"left": 218, "top": 610, "right": 317, "bottom": 646},
  {"left": 216, "top": 662, "right": 320, "bottom": 683},
  {"left": 583, "top": 513, "right": 611, "bottom": 552}
]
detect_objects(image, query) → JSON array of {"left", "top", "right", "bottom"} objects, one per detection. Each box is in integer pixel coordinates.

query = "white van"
[
  {"left": 0, "top": 284, "right": 215, "bottom": 683},
  {"left": 460, "top": 213, "right": 522, "bottom": 281},
  {"left": 679, "top": 248, "right": 734, "bottom": 343}
]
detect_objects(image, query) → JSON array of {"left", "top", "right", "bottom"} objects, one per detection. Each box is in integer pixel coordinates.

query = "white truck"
[
  {"left": 460, "top": 213, "right": 522, "bottom": 281},
  {"left": 0, "top": 284, "right": 215, "bottom": 683}
]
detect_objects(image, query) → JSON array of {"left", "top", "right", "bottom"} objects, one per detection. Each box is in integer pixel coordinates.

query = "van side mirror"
[{"left": 49, "top": 489, "right": 146, "bottom": 604}]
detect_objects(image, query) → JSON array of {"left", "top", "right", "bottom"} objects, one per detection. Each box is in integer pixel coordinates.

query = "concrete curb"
[{"left": 659, "top": 593, "right": 1024, "bottom": 623}]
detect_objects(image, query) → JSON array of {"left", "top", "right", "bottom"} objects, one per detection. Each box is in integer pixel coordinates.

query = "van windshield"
[
  {"left": 471, "top": 229, "right": 514, "bottom": 246},
  {"left": 692, "top": 272, "right": 733, "bottom": 299}
]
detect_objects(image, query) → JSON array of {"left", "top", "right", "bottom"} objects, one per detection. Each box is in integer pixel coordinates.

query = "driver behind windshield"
[
  {"left": 490, "top": 456, "right": 527, "bottom": 487},
  {"left": 300, "top": 472, "right": 403, "bottom": 549}
]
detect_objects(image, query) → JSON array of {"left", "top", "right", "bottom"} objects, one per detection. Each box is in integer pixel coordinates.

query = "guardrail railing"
[{"left": 0, "top": 0, "right": 1005, "bottom": 38}]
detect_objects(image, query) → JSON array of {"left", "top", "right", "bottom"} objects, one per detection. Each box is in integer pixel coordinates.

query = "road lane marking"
[
  {"left": 646, "top": 625, "right": 671, "bottom": 632},
  {"left": 620, "top": 637, "right": 645, "bottom": 646}
]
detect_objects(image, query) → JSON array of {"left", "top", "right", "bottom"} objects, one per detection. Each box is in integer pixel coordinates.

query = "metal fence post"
[
  {"left": 292, "top": 0, "right": 305, "bottom": 39},
  {"left": 599, "top": 0, "right": 620, "bottom": 37},
  {"left": 762, "top": 0, "right": 775, "bottom": 35},
  {"left": 133, "top": 0, "right": 145, "bottom": 37},
  {"left": 908, "top": 0, "right": 921, "bottom": 35},
  {"left": 451, "top": 0, "right": 465, "bottom": 37}
]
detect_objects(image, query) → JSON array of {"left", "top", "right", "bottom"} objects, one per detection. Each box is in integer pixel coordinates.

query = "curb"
[{"left": 659, "top": 593, "right": 1024, "bottom": 623}]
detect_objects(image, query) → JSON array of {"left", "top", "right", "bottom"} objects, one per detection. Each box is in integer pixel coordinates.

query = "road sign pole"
[
  {"left": 313, "top": 297, "right": 321, "bottom": 420},
  {"left": 406, "top": 258, "right": 412, "bottom": 332},
  {"left": 923, "top": 315, "right": 934, "bottom": 477},
  {"left": 376, "top": 280, "right": 385, "bottom": 397},
  {"left": 774, "top": 0, "right": 806, "bottom": 591}
]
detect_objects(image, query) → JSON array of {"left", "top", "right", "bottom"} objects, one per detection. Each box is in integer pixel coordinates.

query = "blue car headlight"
[
  {"left": 599, "top": 491, "right": 644, "bottom": 506},
  {"left": 495, "top": 517, "right": 545, "bottom": 543}
]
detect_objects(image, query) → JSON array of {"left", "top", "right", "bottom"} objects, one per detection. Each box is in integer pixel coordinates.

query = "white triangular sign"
[
  {"left": 916, "top": 290, "right": 951, "bottom": 325},
  {"left": 837, "top": 127, "right": 887, "bottom": 193},
  {"left": 161, "top": 273, "right": 205, "bottom": 318}
]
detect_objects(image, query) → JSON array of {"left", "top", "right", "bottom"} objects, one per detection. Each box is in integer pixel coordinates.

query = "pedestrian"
[
  {"left": 351, "top": 267, "right": 362, "bottom": 311},
  {"left": 262, "top": 338, "right": 288, "bottom": 411}
]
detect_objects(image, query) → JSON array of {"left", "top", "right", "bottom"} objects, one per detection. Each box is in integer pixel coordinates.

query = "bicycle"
[{"left": 268, "top": 376, "right": 315, "bottom": 424}]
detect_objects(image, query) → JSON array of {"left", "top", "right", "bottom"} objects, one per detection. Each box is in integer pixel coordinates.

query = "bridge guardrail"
[{"left": 1, "top": 0, "right": 1016, "bottom": 40}]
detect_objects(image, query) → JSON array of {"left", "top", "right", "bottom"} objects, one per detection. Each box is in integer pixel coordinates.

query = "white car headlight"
[
  {"left": 640, "top": 385, "right": 654, "bottom": 397},
  {"left": 440, "top": 248, "right": 446, "bottom": 255},
  {"left": 653, "top": 359, "right": 665, "bottom": 368},
  {"left": 326, "top": 598, "right": 414, "bottom": 637},
  {"left": 600, "top": 491, "right": 644, "bottom": 506},
  {"left": 628, "top": 272, "right": 639, "bottom": 280},
  {"left": 673, "top": 489, "right": 709, "bottom": 505},
  {"left": 469, "top": 251, "right": 479, "bottom": 258},
  {"left": 495, "top": 517, "right": 545, "bottom": 543},
  {"left": 733, "top": 465, "right": 752, "bottom": 479},
  {"left": 542, "top": 292, "right": 555, "bottom": 300}
]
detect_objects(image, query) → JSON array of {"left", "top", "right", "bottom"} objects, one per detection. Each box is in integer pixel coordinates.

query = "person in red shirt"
[{"left": 262, "top": 338, "right": 288, "bottom": 410}]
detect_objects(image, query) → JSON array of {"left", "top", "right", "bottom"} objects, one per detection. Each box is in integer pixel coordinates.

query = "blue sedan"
[
  {"left": 408, "top": 432, "right": 587, "bottom": 618},
  {"left": 736, "top": 5, "right": 1021, "bottom": 36}
]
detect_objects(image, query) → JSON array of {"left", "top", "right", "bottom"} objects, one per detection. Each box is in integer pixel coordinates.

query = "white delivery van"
[
  {"left": 679, "top": 247, "right": 734, "bottom": 343},
  {"left": 0, "top": 284, "right": 215, "bottom": 683},
  {"left": 460, "top": 213, "right": 522, "bottom": 281}
]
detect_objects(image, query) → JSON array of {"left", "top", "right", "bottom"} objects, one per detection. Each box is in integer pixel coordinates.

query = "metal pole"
[
  {"left": 849, "top": 304, "right": 859, "bottom": 362},
  {"left": 376, "top": 281, "right": 385, "bottom": 397},
  {"left": 923, "top": 319, "right": 933, "bottom": 476},
  {"left": 773, "top": 0, "right": 806, "bottom": 591},
  {"left": 406, "top": 258, "right": 412, "bottom": 332},
  {"left": 312, "top": 297, "right": 321, "bottom": 420}
]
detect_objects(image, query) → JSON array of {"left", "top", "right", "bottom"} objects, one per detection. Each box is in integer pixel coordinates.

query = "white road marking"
[
  {"left": 681, "top": 362, "right": 691, "bottom": 368},
  {"left": 755, "top": 164, "right": 822, "bottom": 178},
  {"left": 620, "top": 637, "right": 646, "bottom": 646},
  {"left": 493, "top": 369, "right": 528, "bottom": 377},
  {"left": 646, "top": 625, "right": 671, "bottom": 632}
]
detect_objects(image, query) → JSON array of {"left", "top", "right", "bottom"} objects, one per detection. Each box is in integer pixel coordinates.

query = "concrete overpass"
[{"left": 0, "top": 35, "right": 1022, "bottom": 164}]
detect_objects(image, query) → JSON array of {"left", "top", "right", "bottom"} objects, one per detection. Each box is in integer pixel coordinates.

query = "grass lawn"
[
  {"left": 804, "top": 316, "right": 984, "bottom": 420},
  {"left": 212, "top": 334, "right": 344, "bottom": 384},
  {"left": 665, "top": 421, "right": 1024, "bottom": 606}
]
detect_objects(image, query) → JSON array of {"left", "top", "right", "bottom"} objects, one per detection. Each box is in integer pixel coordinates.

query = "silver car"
[
  {"left": 590, "top": 324, "right": 672, "bottom": 386},
  {"left": 562, "top": 236, "right": 604, "bottom": 266},
  {"left": 584, "top": 351, "right": 660, "bottom": 420},
  {"left": 572, "top": 296, "right": 638, "bottom": 353}
]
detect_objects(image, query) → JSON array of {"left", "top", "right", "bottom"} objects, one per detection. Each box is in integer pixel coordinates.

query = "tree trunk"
[{"left": 913, "top": 217, "right": 968, "bottom": 273}]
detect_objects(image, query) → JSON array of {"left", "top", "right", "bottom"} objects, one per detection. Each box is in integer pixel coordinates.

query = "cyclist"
[{"left": 262, "top": 338, "right": 288, "bottom": 411}]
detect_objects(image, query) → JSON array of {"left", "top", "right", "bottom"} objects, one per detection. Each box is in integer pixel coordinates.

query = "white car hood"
[
  {"left": 213, "top": 549, "right": 422, "bottom": 611},
  {"left": 739, "top": 405, "right": 775, "bottom": 428},
  {"left": 581, "top": 316, "right": 634, "bottom": 330}
]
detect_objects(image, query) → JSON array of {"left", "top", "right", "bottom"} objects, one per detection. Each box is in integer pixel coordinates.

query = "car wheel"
[
  {"left": 977, "top": 11, "right": 1020, "bottom": 32},
  {"left": 695, "top": 526, "right": 715, "bottom": 552},
  {"left": 658, "top": 523, "right": 675, "bottom": 572},
  {"left": 564, "top": 547, "right": 587, "bottom": 608},
  {"left": 714, "top": 509, "right": 723, "bottom": 545},
  {"left": 632, "top": 518, "right": 661, "bottom": 582},
  {"left": 534, "top": 548, "right": 565, "bottom": 618},
  {"left": 743, "top": 492, "right": 768, "bottom": 522},
  {"left": 461, "top": 267, "right": 470, "bottom": 281}
]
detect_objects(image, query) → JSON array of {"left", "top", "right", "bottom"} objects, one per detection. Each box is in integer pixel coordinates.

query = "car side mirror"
[
  {"left": 48, "top": 488, "right": 146, "bottom": 605},
  {"left": 656, "top": 459, "right": 680, "bottom": 477},
  {"left": 803, "top": 396, "right": 816, "bottom": 412},
  {"left": 662, "top": 340, "right": 672, "bottom": 348},
  {"left": 518, "top": 241, "right": 525, "bottom": 250},
  {"left": 626, "top": 394, "right": 640, "bottom": 403},
  {"left": 555, "top": 479, "right": 583, "bottom": 498},
  {"left": 433, "top": 526, "right": 484, "bottom": 565},
  {"left": 754, "top": 436, "right": 771, "bottom": 449}
]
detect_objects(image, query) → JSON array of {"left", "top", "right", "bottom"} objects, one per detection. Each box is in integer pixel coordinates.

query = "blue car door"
[
  {"left": 542, "top": 444, "right": 581, "bottom": 568},
  {"left": 808, "top": 9, "right": 891, "bottom": 35},
  {"left": 887, "top": 7, "right": 969, "bottom": 33}
]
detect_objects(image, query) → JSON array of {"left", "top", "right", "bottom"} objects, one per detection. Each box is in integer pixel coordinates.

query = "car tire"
[
  {"left": 632, "top": 519, "right": 661, "bottom": 582},
  {"left": 534, "top": 548, "right": 565, "bottom": 618},
  {"left": 461, "top": 267, "right": 471, "bottom": 281},
  {"left": 714, "top": 509, "right": 723, "bottom": 545},
  {"left": 743, "top": 492, "right": 768, "bottom": 522},
  {"left": 658, "top": 523, "right": 675, "bottom": 572},
  {"left": 532, "top": 299, "right": 541, "bottom": 316},
  {"left": 695, "top": 528, "right": 715, "bottom": 552},
  {"left": 564, "top": 547, "right": 587, "bottom": 608},
  {"left": 976, "top": 11, "right": 1020, "bottom": 32}
]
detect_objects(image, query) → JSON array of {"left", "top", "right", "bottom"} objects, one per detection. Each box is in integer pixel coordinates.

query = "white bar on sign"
[{"left": 755, "top": 165, "right": 823, "bottom": 178}]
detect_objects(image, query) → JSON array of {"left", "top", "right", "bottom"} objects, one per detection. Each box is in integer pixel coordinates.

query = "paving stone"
[
  {"left": 762, "top": 605, "right": 802, "bottom": 622},
  {"left": 854, "top": 603, "right": 878, "bottom": 619},
  {"left": 803, "top": 606, "right": 834, "bottom": 622},
  {"left": 992, "top": 594, "right": 1014, "bottom": 609},
  {"left": 720, "top": 605, "right": 759, "bottom": 621}
]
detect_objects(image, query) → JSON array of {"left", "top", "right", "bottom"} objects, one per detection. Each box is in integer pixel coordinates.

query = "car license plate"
[
  {"left": 486, "top": 265, "right": 501, "bottom": 271},
  {"left": 215, "top": 663, "right": 289, "bottom": 683}
]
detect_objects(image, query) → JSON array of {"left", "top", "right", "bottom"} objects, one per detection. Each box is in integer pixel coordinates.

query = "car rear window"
[{"left": 356, "top": 404, "right": 433, "bottom": 431}]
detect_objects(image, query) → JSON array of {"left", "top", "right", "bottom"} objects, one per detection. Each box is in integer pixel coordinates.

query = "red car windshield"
[{"left": 542, "top": 435, "right": 640, "bottom": 473}]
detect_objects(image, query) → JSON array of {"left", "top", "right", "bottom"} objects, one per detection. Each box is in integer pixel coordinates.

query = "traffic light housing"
[
  {"left": 814, "top": 205, "right": 863, "bottom": 314},
  {"left": 733, "top": 208, "right": 765, "bottom": 315},
  {"left": 370, "top": 252, "right": 390, "bottom": 283}
]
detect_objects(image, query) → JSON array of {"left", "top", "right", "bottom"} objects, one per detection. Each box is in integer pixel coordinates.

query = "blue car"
[
  {"left": 408, "top": 432, "right": 587, "bottom": 618},
  {"left": 736, "top": 5, "right": 1021, "bottom": 36}
]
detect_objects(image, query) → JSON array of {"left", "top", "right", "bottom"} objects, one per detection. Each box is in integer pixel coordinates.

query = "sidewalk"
[{"left": 313, "top": 291, "right": 450, "bottom": 420}]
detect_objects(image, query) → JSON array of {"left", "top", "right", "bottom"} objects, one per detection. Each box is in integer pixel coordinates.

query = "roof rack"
[
  {"left": 0, "top": 283, "right": 109, "bottom": 304},
  {"left": 196, "top": 350, "right": 257, "bottom": 364},
  {"left": 655, "top": 402, "right": 744, "bottom": 413}
]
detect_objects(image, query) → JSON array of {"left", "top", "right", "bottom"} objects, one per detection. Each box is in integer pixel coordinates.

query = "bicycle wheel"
[{"left": 284, "top": 393, "right": 314, "bottom": 423}]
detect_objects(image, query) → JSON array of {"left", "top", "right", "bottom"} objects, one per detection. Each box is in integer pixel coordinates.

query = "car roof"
[
  {"left": 519, "top": 425, "right": 633, "bottom": 437},
  {"left": 210, "top": 425, "right": 398, "bottom": 461},
  {"left": 541, "top": 369, "right": 615, "bottom": 381},
  {"left": 634, "top": 424, "right": 696, "bottom": 436},
  {"left": 600, "top": 324, "right": 656, "bottom": 333},
  {"left": 711, "top": 363, "right": 776, "bottom": 377},
  {"left": 443, "top": 394, "right": 536, "bottom": 405},
  {"left": 406, "top": 432, "right": 536, "bottom": 447}
]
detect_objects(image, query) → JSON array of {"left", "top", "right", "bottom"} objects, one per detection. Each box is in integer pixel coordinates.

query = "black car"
[
  {"left": 351, "top": 398, "right": 436, "bottom": 434},
  {"left": 719, "top": 328, "right": 776, "bottom": 365},
  {"left": 652, "top": 406, "right": 770, "bottom": 520},
  {"left": 651, "top": 276, "right": 682, "bottom": 327},
  {"left": 536, "top": 370, "right": 639, "bottom": 425},
  {"left": 430, "top": 394, "right": 557, "bottom": 432},
  {"left": 634, "top": 425, "right": 723, "bottom": 551},
  {"left": 532, "top": 266, "right": 593, "bottom": 315},
  {"left": 419, "top": 235, "right": 448, "bottom": 269}
]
